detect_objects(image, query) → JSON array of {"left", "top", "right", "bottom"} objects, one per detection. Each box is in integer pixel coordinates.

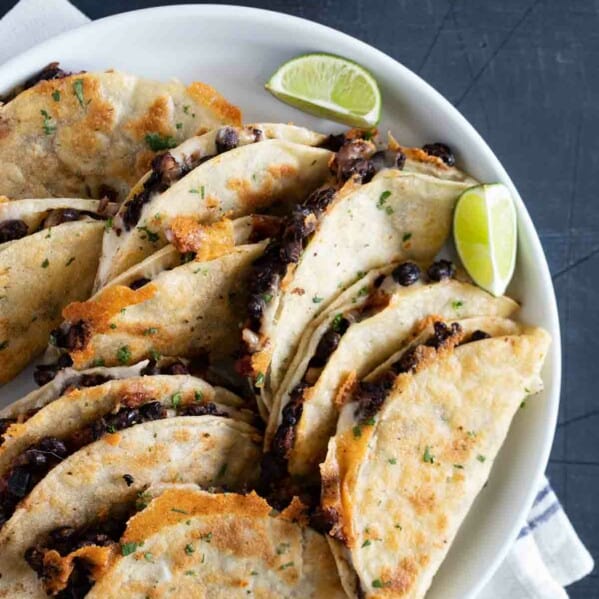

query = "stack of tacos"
[{"left": 0, "top": 64, "right": 550, "bottom": 598}]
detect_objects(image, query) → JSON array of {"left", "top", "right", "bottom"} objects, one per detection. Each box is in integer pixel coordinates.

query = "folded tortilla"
[
  {"left": 84, "top": 486, "right": 347, "bottom": 598},
  {"left": 0, "top": 198, "right": 111, "bottom": 384},
  {"left": 50, "top": 241, "right": 267, "bottom": 371},
  {"left": 95, "top": 123, "right": 332, "bottom": 288},
  {"left": 266, "top": 271, "right": 518, "bottom": 480},
  {"left": 0, "top": 416, "right": 262, "bottom": 598},
  {"left": 0, "top": 67, "right": 241, "bottom": 201},
  {"left": 320, "top": 323, "right": 550, "bottom": 598},
  {"left": 241, "top": 168, "right": 478, "bottom": 411}
]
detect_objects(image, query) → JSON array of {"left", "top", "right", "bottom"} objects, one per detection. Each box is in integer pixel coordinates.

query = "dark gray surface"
[{"left": 1, "top": 0, "right": 597, "bottom": 595}]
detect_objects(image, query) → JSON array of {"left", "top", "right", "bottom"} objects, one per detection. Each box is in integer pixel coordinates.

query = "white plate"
[{"left": 0, "top": 5, "right": 560, "bottom": 598}]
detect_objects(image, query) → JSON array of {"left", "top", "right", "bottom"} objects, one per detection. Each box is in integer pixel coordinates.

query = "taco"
[
  {"left": 95, "top": 123, "right": 332, "bottom": 288},
  {"left": 320, "top": 322, "right": 550, "bottom": 598},
  {"left": 0, "top": 415, "right": 262, "bottom": 598},
  {"left": 0, "top": 66, "right": 241, "bottom": 201},
  {"left": 265, "top": 264, "right": 519, "bottom": 482},
  {"left": 84, "top": 486, "right": 346, "bottom": 598},
  {"left": 0, "top": 374, "right": 255, "bottom": 532},
  {"left": 240, "top": 165, "right": 477, "bottom": 411},
  {"left": 0, "top": 198, "right": 113, "bottom": 384},
  {"left": 46, "top": 240, "right": 268, "bottom": 374}
]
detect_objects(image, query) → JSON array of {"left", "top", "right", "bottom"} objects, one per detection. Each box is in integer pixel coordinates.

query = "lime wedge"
[
  {"left": 265, "top": 53, "right": 381, "bottom": 127},
  {"left": 453, "top": 183, "right": 517, "bottom": 296}
]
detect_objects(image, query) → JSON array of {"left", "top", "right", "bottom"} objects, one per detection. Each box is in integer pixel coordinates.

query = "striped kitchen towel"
[{"left": 0, "top": 0, "right": 595, "bottom": 597}]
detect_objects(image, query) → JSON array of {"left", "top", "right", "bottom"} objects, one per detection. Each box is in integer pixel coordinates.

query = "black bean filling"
[
  {"left": 0, "top": 219, "right": 28, "bottom": 243},
  {"left": 52, "top": 320, "right": 91, "bottom": 352},
  {"left": 215, "top": 126, "right": 239, "bottom": 153},
  {"left": 469, "top": 329, "right": 491, "bottom": 342},
  {"left": 39, "top": 208, "right": 105, "bottom": 230},
  {"left": 422, "top": 142, "right": 455, "bottom": 166},
  {"left": 140, "top": 359, "right": 190, "bottom": 376},
  {"left": 128, "top": 277, "right": 151, "bottom": 290},
  {"left": 333, "top": 139, "right": 376, "bottom": 183},
  {"left": 0, "top": 400, "right": 227, "bottom": 528},
  {"left": 427, "top": 259, "right": 455, "bottom": 281},
  {"left": 23, "top": 62, "right": 72, "bottom": 91},
  {"left": 25, "top": 515, "right": 129, "bottom": 599},
  {"left": 244, "top": 186, "right": 337, "bottom": 333},
  {"left": 391, "top": 262, "right": 420, "bottom": 286},
  {"left": 33, "top": 354, "right": 73, "bottom": 387}
]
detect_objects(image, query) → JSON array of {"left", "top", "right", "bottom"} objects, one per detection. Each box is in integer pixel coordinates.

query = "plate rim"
[{"left": 0, "top": 5, "right": 561, "bottom": 597}]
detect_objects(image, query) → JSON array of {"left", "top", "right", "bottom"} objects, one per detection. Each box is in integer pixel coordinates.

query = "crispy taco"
[
  {"left": 46, "top": 239, "right": 268, "bottom": 374},
  {"left": 95, "top": 123, "right": 332, "bottom": 288},
  {"left": 0, "top": 65, "right": 241, "bottom": 201},
  {"left": 0, "top": 198, "right": 114, "bottom": 384},
  {"left": 0, "top": 415, "right": 262, "bottom": 598},
  {"left": 241, "top": 163, "right": 477, "bottom": 411},
  {"left": 320, "top": 321, "right": 550, "bottom": 598},
  {"left": 265, "top": 263, "right": 519, "bottom": 482},
  {"left": 82, "top": 486, "right": 347, "bottom": 598}
]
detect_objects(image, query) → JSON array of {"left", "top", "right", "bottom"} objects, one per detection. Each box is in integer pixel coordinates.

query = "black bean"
[
  {"left": 215, "top": 126, "right": 240, "bottom": 153},
  {"left": 24, "top": 546, "right": 45, "bottom": 576},
  {"left": 422, "top": 142, "right": 455, "bottom": 166},
  {"left": 78, "top": 374, "right": 111, "bottom": 388},
  {"left": 426, "top": 321, "right": 462, "bottom": 349},
  {"left": 354, "top": 380, "right": 393, "bottom": 423},
  {"left": 23, "top": 62, "right": 70, "bottom": 90},
  {"left": 0, "top": 219, "right": 28, "bottom": 243},
  {"left": 469, "top": 329, "right": 491, "bottom": 342},
  {"left": 320, "top": 133, "right": 347, "bottom": 152},
  {"left": 40, "top": 208, "right": 82, "bottom": 229},
  {"left": 122, "top": 474, "right": 134, "bottom": 486},
  {"left": 37, "top": 437, "right": 68, "bottom": 459},
  {"left": 392, "top": 262, "right": 421, "bottom": 286},
  {"left": 180, "top": 403, "right": 227, "bottom": 417},
  {"left": 129, "top": 277, "right": 150, "bottom": 290},
  {"left": 160, "top": 361, "right": 189, "bottom": 375},
  {"left": 7, "top": 467, "right": 31, "bottom": 498},
  {"left": 392, "top": 347, "right": 421, "bottom": 374},
  {"left": 139, "top": 401, "right": 165, "bottom": 421},
  {"left": 427, "top": 259, "right": 455, "bottom": 281},
  {"left": 311, "top": 330, "right": 342, "bottom": 367}
]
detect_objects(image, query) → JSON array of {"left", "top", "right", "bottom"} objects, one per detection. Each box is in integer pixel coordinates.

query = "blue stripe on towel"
[
  {"left": 532, "top": 484, "right": 551, "bottom": 507},
  {"left": 518, "top": 501, "right": 561, "bottom": 539}
]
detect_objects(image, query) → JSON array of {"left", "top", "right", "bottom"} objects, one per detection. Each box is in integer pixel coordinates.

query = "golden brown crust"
[
  {"left": 186, "top": 81, "right": 242, "bottom": 128},
  {"left": 168, "top": 217, "right": 235, "bottom": 258}
]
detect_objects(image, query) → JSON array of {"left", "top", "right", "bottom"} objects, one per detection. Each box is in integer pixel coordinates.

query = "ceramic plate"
[{"left": 0, "top": 6, "right": 560, "bottom": 597}]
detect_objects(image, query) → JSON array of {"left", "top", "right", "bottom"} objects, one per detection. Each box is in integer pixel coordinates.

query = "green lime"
[
  {"left": 265, "top": 53, "right": 381, "bottom": 127},
  {"left": 453, "top": 183, "right": 517, "bottom": 296}
]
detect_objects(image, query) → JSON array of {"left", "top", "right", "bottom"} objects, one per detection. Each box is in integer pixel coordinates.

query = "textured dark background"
[{"left": 1, "top": 0, "right": 597, "bottom": 595}]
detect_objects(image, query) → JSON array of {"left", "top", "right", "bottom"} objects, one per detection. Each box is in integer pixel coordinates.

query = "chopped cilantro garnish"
[
  {"left": 372, "top": 578, "right": 386, "bottom": 588},
  {"left": 190, "top": 185, "right": 205, "bottom": 199},
  {"left": 185, "top": 543, "right": 195, "bottom": 554},
  {"left": 91, "top": 358, "right": 105, "bottom": 367},
  {"left": 365, "top": 417, "right": 376, "bottom": 426},
  {"left": 385, "top": 206, "right": 394, "bottom": 215},
  {"left": 394, "top": 523, "right": 402, "bottom": 530},
  {"left": 477, "top": 454, "right": 486, "bottom": 463},
  {"left": 171, "top": 392, "right": 182, "bottom": 408},
  {"left": 453, "top": 464, "right": 464, "bottom": 469},
  {"left": 331, "top": 313, "right": 344, "bottom": 332},
  {"left": 185, "top": 570, "right": 195, "bottom": 576},
  {"left": 388, "top": 457, "right": 397, "bottom": 465},
  {"left": 352, "top": 425, "right": 362, "bottom": 439},
  {"left": 137, "top": 226, "right": 160, "bottom": 243},
  {"left": 377, "top": 190, "right": 391, "bottom": 209},
  {"left": 279, "top": 561, "right": 294, "bottom": 570},
  {"left": 171, "top": 507, "right": 188, "bottom": 514},
  {"left": 402, "top": 232, "right": 412, "bottom": 242},
  {"left": 105, "top": 217, "right": 113, "bottom": 231},
  {"left": 143, "top": 327, "right": 158, "bottom": 336},
  {"left": 361, "top": 539, "right": 372, "bottom": 547},
  {"left": 261, "top": 293, "right": 273, "bottom": 303},
  {"left": 121, "top": 541, "right": 141, "bottom": 556},
  {"left": 65, "top": 256, "right": 75, "bottom": 266},
  {"left": 135, "top": 490, "right": 151, "bottom": 510},
  {"left": 312, "top": 295, "right": 324, "bottom": 303},
  {"left": 41, "top": 258, "right": 49, "bottom": 268},
  {"left": 200, "top": 532, "right": 212, "bottom": 543},
  {"left": 176, "top": 122, "right": 183, "bottom": 129},
  {"left": 117, "top": 345, "right": 132, "bottom": 365},
  {"left": 194, "top": 390, "right": 203, "bottom": 402},
  {"left": 73, "top": 79, "right": 86, "bottom": 108},
  {"left": 145, "top": 132, "right": 177, "bottom": 151},
  {"left": 276, "top": 542, "right": 290, "bottom": 555},
  {"left": 40, "top": 109, "right": 56, "bottom": 135},
  {"left": 452, "top": 300, "right": 464, "bottom": 310},
  {"left": 423, "top": 446, "right": 434, "bottom": 463},
  {"left": 106, "top": 425, "right": 116, "bottom": 434},
  {"left": 144, "top": 552, "right": 153, "bottom": 562},
  {"left": 357, "top": 286, "right": 369, "bottom": 297},
  {"left": 250, "top": 570, "right": 258, "bottom": 575},
  {"left": 51, "top": 89, "right": 61, "bottom": 102},
  {"left": 110, "top": 323, "right": 117, "bottom": 329},
  {"left": 254, "top": 372, "right": 265, "bottom": 387},
  {"left": 149, "top": 349, "right": 161, "bottom": 361}
]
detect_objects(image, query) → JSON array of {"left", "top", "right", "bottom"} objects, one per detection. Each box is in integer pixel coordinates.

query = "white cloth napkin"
[{"left": 0, "top": 1, "right": 594, "bottom": 596}]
